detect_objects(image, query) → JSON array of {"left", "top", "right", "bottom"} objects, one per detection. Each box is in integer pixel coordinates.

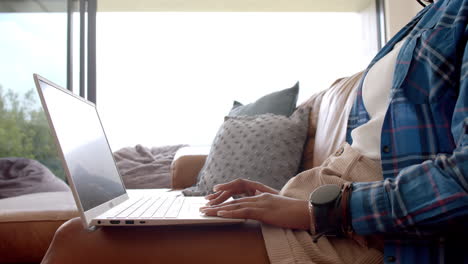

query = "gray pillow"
[
  {"left": 228, "top": 82, "right": 299, "bottom": 117},
  {"left": 183, "top": 107, "right": 309, "bottom": 196}
]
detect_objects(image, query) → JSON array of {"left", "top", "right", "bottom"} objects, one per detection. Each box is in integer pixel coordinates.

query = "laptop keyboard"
[{"left": 109, "top": 195, "right": 185, "bottom": 219}]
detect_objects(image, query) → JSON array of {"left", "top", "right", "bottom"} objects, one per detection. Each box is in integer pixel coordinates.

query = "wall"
[
  {"left": 385, "top": 0, "right": 422, "bottom": 40},
  {"left": 98, "top": 0, "right": 373, "bottom": 12},
  {"left": 360, "top": 0, "right": 380, "bottom": 56}
]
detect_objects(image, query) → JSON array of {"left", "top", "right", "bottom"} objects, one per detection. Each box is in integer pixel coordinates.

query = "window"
[
  {"left": 97, "top": 4, "right": 381, "bottom": 150},
  {"left": 0, "top": 0, "right": 96, "bottom": 182},
  {"left": 0, "top": 7, "right": 68, "bottom": 181}
]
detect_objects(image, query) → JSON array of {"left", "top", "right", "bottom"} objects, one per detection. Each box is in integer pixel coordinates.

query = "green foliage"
[{"left": 0, "top": 84, "right": 67, "bottom": 182}]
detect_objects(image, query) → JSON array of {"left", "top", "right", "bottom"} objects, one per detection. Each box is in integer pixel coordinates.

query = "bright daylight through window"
[{"left": 96, "top": 11, "right": 379, "bottom": 150}]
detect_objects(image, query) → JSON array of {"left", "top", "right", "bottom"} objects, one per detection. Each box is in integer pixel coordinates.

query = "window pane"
[
  {"left": 0, "top": 3, "right": 68, "bottom": 182},
  {"left": 97, "top": 11, "right": 379, "bottom": 150}
]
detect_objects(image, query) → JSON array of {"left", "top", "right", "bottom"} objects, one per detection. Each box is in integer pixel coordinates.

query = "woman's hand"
[
  {"left": 200, "top": 192, "right": 310, "bottom": 230},
  {"left": 205, "top": 178, "right": 279, "bottom": 206}
]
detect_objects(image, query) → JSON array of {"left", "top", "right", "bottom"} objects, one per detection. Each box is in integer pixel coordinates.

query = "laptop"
[{"left": 33, "top": 74, "right": 243, "bottom": 228}]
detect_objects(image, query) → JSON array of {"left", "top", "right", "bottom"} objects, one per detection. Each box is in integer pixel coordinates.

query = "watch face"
[{"left": 310, "top": 184, "right": 341, "bottom": 205}]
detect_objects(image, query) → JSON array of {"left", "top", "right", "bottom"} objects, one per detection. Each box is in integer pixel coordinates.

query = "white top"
[{"left": 351, "top": 38, "right": 407, "bottom": 160}]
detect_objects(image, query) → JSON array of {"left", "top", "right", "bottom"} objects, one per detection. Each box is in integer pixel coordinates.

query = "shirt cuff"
[{"left": 350, "top": 181, "right": 394, "bottom": 235}]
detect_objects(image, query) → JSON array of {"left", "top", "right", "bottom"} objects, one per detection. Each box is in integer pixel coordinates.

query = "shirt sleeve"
[{"left": 349, "top": 39, "right": 468, "bottom": 236}]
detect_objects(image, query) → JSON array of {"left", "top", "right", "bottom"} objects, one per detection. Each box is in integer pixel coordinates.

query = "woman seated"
[{"left": 202, "top": 0, "right": 468, "bottom": 263}]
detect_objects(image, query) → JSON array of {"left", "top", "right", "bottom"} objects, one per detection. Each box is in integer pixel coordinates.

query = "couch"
[
  {"left": 0, "top": 191, "right": 78, "bottom": 264},
  {"left": 0, "top": 146, "right": 182, "bottom": 264},
  {"left": 0, "top": 71, "right": 364, "bottom": 264}
]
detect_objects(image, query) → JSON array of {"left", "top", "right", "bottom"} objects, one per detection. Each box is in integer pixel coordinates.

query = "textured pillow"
[
  {"left": 228, "top": 82, "right": 299, "bottom": 117},
  {"left": 183, "top": 107, "right": 310, "bottom": 196}
]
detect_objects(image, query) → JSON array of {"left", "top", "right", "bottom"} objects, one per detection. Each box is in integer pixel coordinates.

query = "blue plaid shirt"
[{"left": 347, "top": 0, "right": 468, "bottom": 263}]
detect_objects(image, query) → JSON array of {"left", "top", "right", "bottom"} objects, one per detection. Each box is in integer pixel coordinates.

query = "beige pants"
[{"left": 261, "top": 143, "right": 384, "bottom": 264}]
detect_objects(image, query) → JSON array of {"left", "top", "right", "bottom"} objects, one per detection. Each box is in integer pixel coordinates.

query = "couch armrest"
[
  {"left": 42, "top": 218, "right": 269, "bottom": 264},
  {"left": 0, "top": 191, "right": 78, "bottom": 263},
  {"left": 171, "top": 146, "right": 210, "bottom": 189}
]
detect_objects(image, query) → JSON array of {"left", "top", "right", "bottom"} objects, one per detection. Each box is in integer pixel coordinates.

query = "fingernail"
[
  {"left": 217, "top": 211, "right": 227, "bottom": 216},
  {"left": 213, "top": 185, "right": 220, "bottom": 191}
]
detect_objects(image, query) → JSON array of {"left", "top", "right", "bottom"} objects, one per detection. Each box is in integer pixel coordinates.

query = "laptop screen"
[{"left": 39, "top": 80, "right": 126, "bottom": 212}]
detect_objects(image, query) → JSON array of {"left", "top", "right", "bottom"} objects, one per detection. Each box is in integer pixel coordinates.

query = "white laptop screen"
[{"left": 39, "top": 80, "right": 126, "bottom": 212}]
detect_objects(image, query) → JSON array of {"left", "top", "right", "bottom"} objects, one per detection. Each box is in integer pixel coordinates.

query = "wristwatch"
[{"left": 308, "top": 183, "right": 353, "bottom": 242}]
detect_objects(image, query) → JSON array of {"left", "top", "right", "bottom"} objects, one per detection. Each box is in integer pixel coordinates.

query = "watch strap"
[{"left": 341, "top": 183, "right": 353, "bottom": 236}]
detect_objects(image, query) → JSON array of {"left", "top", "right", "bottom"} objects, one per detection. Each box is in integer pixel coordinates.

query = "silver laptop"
[{"left": 33, "top": 74, "right": 243, "bottom": 228}]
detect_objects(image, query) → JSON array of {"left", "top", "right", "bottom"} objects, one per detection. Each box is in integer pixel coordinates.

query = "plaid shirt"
[{"left": 346, "top": 0, "right": 468, "bottom": 263}]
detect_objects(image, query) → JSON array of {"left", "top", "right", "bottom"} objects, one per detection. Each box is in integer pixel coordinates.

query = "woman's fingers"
[
  {"left": 204, "top": 191, "right": 223, "bottom": 200},
  {"left": 200, "top": 195, "right": 262, "bottom": 213},
  {"left": 204, "top": 194, "right": 263, "bottom": 209},
  {"left": 205, "top": 190, "right": 234, "bottom": 206},
  {"left": 213, "top": 178, "right": 246, "bottom": 192},
  {"left": 205, "top": 179, "right": 279, "bottom": 207},
  {"left": 213, "top": 178, "right": 279, "bottom": 195},
  {"left": 217, "top": 208, "right": 265, "bottom": 220},
  {"left": 201, "top": 201, "right": 261, "bottom": 217},
  {"left": 248, "top": 181, "right": 280, "bottom": 195},
  {"left": 201, "top": 193, "right": 310, "bottom": 230}
]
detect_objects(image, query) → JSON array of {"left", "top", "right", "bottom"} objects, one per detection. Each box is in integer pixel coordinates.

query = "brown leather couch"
[
  {"left": 0, "top": 191, "right": 78, "bottom": 264},
  {"left": 37, "top": 72, "right": 364, "bottom": 264}
]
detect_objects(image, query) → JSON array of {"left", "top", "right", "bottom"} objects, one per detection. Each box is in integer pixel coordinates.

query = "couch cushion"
[
  {"left": 183, "top": 107, "right": 309, "bottom": 196},
  {"left": 228, "top": 82, "right": 299, "bottom": 117},
  {"left": 0, "top": 158, "right": 69, "bottom": 199},
  {"left": 0, "top": 191, "right": 78, "bottom": 263}
]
